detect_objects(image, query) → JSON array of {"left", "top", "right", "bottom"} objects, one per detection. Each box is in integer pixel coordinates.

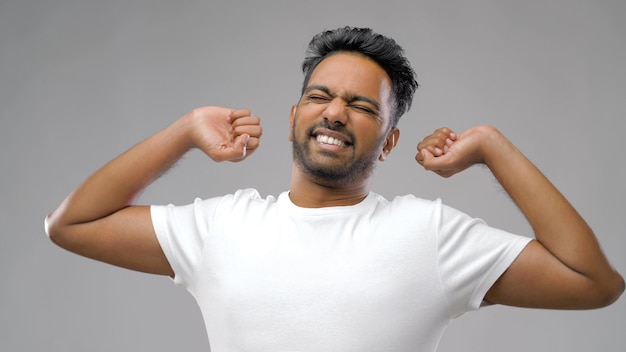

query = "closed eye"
[
  {"left": 348, "top": 103, "right": 382, "bottom": 120},
  {"left": 307, "top": 94, "right": 331, "bottom": 103},
  {"left": 303, "top": 85, "right": 382, "bottom": 119},
  {"left": 349, "top": 104, "right": 376, "bottom": 115}
]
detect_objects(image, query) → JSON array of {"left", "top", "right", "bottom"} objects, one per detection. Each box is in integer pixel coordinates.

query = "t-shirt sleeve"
[
  {"left": 150, "top": 189, "right": 262, "bottom": 288},
  {"left": 435, "top": 200, "right": 532, "bottom": 318},
  {"left": 151, "top": 198, "right": 216, "bottom": 288}
]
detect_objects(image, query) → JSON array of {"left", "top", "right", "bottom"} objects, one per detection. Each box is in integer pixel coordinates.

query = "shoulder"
[
  {"left": 199, "top": 189, "right": 279, "bottom": 220},
  {"left": 153, "top": 189, "right": 277, "bottom": 219},
  {"left": 366, "top": 193, "right": 443, "bottom": 227},
  {"left": 190, "top": 188, "right": 276, "bottom": 207},
  {"left": 223, "top": 188, "right": 277, "bottom": 206},
  {"left": 372, "top": 193, "right": 441, "bottom": 213}
]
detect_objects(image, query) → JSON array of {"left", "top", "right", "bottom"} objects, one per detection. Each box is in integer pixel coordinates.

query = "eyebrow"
[{"left": 304, "top": 85, "right": 381, "bottom": 112}]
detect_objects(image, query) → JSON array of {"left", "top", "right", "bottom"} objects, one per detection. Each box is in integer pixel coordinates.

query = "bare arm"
[
  {"left": 46, "top": 107, "right": 262, "bottom": 276},
  {"left": 416, "top": 126, "right": 624, "bottom": 309}
]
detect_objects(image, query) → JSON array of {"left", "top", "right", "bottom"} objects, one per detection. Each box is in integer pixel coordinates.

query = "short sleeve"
[
  {"left": 150, "top": 189, "right": 263, "bottom": 288},
  {"left": 151, "top": 198, "right": 217, "bottom": 288},
  {"left": 435, "top": 200, "right": 532, "bottom": 318}
]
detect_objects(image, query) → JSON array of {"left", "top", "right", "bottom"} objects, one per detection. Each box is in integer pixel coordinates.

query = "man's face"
[{"left": 289, "top": 52, "right": 396, "bottom": 186}]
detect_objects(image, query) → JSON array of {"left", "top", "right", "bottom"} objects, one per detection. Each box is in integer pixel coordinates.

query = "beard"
[{"left": 291, "top": 120, "right": 381, "bottom": 187}]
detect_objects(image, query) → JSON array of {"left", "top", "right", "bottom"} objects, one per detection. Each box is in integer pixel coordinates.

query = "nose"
[{"left": 323, "top": 98, "right": 348, "bottom": 126}]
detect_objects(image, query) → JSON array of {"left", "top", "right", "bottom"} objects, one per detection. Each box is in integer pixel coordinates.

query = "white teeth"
[{"left": 316, "top": 134, "right": 347, "bottom": 148}]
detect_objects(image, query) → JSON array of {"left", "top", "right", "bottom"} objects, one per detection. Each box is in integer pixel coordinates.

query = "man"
[{"left": 46, "top": 27, "right": 623, "bottom": 351}]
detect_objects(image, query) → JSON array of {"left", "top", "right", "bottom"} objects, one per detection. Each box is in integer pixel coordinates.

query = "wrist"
[
  {"left": 167, "top": 111, "right": 199, "bottom": 152},
  {"left": 475, "top": 125, "right": 514, "bottom": 168}
]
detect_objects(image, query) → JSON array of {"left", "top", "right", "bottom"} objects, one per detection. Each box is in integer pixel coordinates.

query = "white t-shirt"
[{"left": 151, "top": 188, "right": 531, "bottom": 352}]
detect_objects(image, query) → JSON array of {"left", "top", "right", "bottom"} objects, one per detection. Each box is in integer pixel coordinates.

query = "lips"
[
  {"left": 316, "top": 134, "right": 348, "bottom": 148},
  {"left": 312, "top": 129, "right": 352, "bottom": 149}
]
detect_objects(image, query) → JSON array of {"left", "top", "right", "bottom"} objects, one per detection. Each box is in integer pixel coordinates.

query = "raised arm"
[
  {"left": 416, "top": 126, "right": 624, "bottom": 309},
  {"left": 45, "top": 107, "right": 262, "bottom": 276}
]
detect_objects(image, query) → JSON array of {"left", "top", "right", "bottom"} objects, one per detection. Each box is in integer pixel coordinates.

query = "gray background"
[{"left": 1, "top": 0, "right": 624, "bottom": 351}]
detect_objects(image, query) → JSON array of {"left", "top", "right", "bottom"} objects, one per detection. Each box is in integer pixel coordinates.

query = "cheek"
[
  {"left": 290, "top": 107, "right": 317, "bottom": 136},
  {"left": 289, "top": 115, "right": 307, "bottom": 143},
  {"left": 358, "top": 122, "right": 387, "bottom": 144}
]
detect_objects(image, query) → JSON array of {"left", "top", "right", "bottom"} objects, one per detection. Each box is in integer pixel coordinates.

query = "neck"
[{"left": 288, "top": 164, "right": 370, "bottom": 208}]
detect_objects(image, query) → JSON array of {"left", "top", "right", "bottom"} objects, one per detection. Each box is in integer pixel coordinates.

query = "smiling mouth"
[{"left": 315, "top": 134, "right": 349, "bottom": 148}]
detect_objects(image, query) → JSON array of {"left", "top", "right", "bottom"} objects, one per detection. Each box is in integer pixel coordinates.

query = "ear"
[
  {"left": 288, "top": 105, "right": 297, "bottom": 142},
  {"left": 379, "top": 128, "right": 400, "bottom": 161}
]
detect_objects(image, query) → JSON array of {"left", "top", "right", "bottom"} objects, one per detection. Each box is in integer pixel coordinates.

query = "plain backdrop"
[{"left": 1, "top": 1, "right": 624, "bottom": 351}]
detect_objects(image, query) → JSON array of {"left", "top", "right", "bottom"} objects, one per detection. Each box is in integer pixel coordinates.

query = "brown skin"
[
  {"left": 46, "top": 107, "right": 262, "bottom": 277},
  {"left": 417, "top": 127, "right": 624, "bottom": 308},
  {"left": 288, "top": 53, "right": 399, "bottom": 208},
  {"left": 47, "top": 52, "right": 623, "bottom": 308}
]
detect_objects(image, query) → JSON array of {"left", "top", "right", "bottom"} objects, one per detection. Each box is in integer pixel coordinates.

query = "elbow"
[
  {"left": 44, "top": 213, "right": 70, "bottom": 249},
  {"left": 606, "top": 272, "right": 625, "bottom": 306},
  {"left": 593, "top": 271, "right": 625, "bottom": 308}
]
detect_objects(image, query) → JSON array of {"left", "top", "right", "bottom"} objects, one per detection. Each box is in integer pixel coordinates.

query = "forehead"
[{"left": 307, "top": 52, "right": 392, "bottom": 103}]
